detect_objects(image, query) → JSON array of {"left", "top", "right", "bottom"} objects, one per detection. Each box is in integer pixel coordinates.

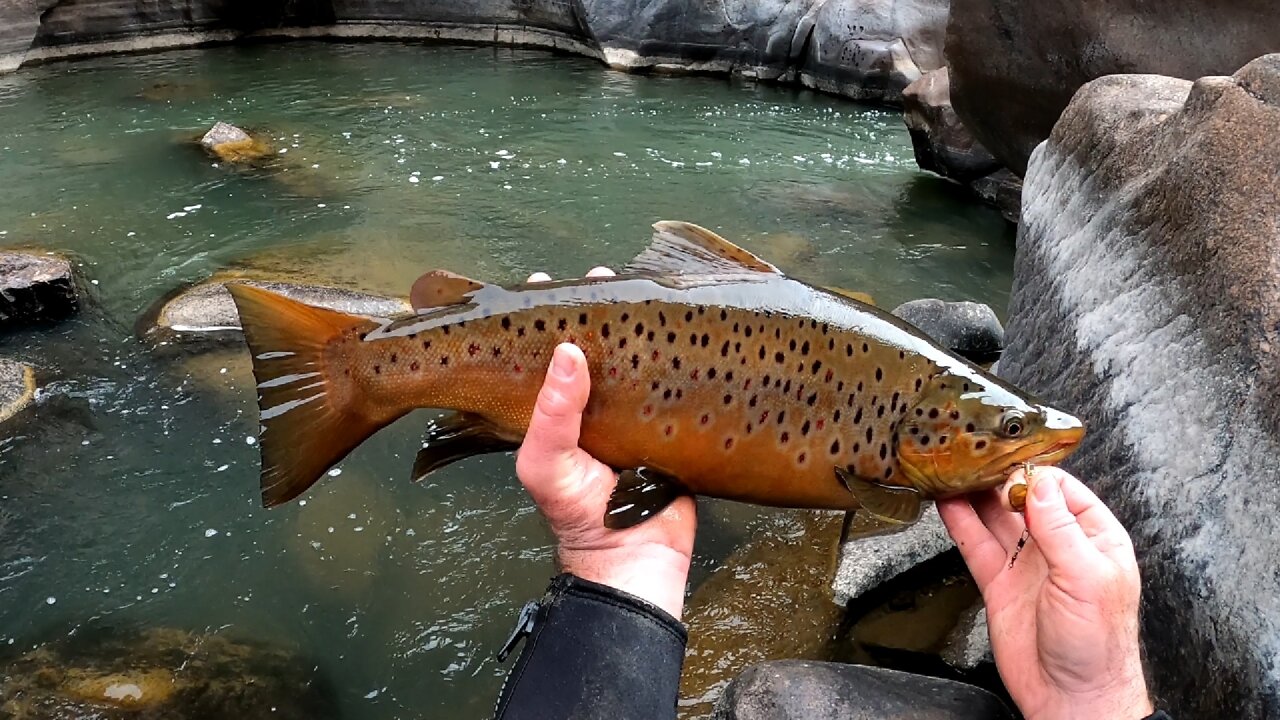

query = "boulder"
[
  {"left": 996, "top": 55, "right": 1280, "bottom": 717},
  {"left": 793, "top": 0, "right": 949, "bottom": 103},
  {"left": 0, "top": 625, "right": 335, "bottom": 718},
  {"left": 967, "top": 170, "right": 1021, "bottom": 225},
  {"left": 198, "top": 122, "right": 273, "bottom": 165},
  {"left": 902, "top": 68, "right": 1000, "bottom": 182},
  {"left": 0, "top": 251, "right": 79, "bottom": 327},
  {"left": 0, "top": 359, "right": 36, "bottom": 424},
  {"left": 141, "top": 275, "right": 410, "bottom": 346},
  {"left": 892, "top": 298, "right": 1004, "bottom": 365},
  {"left": 711, "top": 660, "right": 1013, "bottom": 720},
  {"left": 946, "top": 0, "right": 1280, "bottom": 174},
  {"left": 833, "top": 509, "right": 953, "bottom": 605}
]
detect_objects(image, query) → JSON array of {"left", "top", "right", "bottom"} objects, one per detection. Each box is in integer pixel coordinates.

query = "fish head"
[{"left": 894, "top": 372, "right": 1085, "bottom": 498}]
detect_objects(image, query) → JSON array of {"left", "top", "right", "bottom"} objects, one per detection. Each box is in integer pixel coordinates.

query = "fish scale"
[{"left": 228, "top": 221, "right": 1085, "bottom": 528}]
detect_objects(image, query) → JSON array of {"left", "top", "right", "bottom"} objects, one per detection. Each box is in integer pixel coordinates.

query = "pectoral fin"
[
  {"left": 835, "top": 467, "right": 923, "bottom": 525},
  {"left": 412, "top": 412, "right": 520, "bottom": 482},
  {"left": 605, "top": 467, "right": 687, "bottom": 530}
]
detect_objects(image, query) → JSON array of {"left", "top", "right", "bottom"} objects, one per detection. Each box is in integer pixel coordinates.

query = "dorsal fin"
[
  {"left": 623, "top": 221, "right": 781, "bottom": 276},
  {"left": 410, "top": 270, "right": 486, "bottom": 310},
  {"left": 825, "top": 287, "right": 876, "bottom": 306}
]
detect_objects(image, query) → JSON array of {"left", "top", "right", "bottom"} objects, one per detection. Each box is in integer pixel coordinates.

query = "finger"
[
  {"left": 937, "top": 497, "right": 1006, "bottom": 591},
  {"left": 972, "top": 487, "right": 1026, "bottom": 552},
  {"left": 1024, "top": 469, "right": 1103, "bottom": 571},
  {"left": 527, "top": 272, "right": 552, "bottom": 283},
  {"left": 514, "top": 344, "right": 590, "bottom": 494},
  {"left": 585, "top": 266, "right": 615, "bottom": 278}
]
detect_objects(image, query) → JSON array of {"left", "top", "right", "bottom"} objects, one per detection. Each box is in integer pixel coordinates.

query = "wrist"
[
  {"left": 557, "top": 543, "right": 691, "bottom": 620},
  {"left": 1029, "top": 673, "right": 1153, "bottom": 720}
]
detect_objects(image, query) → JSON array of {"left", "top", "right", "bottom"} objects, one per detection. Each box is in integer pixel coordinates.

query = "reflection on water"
[{"left": 0, "top": 42, "right": 1011, "bottom": 717}]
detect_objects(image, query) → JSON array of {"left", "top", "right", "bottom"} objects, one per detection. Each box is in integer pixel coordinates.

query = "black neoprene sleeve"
[{"left": 493, "top": 574, "right": 688, "bottom": 720}]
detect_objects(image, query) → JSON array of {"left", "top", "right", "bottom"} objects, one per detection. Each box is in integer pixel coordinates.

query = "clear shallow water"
[{"left": 0, "top": 42, "right": 1012, "bottom": 717}]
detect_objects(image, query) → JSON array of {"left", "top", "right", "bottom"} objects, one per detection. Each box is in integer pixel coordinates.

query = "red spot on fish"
[
  {"left": 643, "top": 405, "right": 654, "bottom": 416},
  {"left": 825, "top": 369, "right": 834, "bottom": 383},
  {"left": 759, "top": 411, "right": 769, "bottom": 423},
  {"left": 410, "top": 361, "right": 420, "bottom": 372},
  {"left": 724, "top": 438, "right": 734, "bottom": 450},
  {"left": 513, "top": 364, "right": 523, "bottom": 373},
  {"left": 468, "top": 343, "right": 480, "bottom": 356},
  {"left": 609, "top": 367, "right": 618, "bottom": 377},
  {"left": 700, "top": 414, "right": 709, "bottom": 425},
  {"left": 743, "top": 379, "right": 751, "bottom": 390},
  {"left": 665, "top": 424, "right": 674, "bottom": 436},
  {"left": 690, "top": 369, "right": 700, "bottom": 380},
  {"left": 816, "top": 419, "right": 825, "bottom": 431},
  {"left": 652, "top": 350, "right": 660, "bottom": 361}
]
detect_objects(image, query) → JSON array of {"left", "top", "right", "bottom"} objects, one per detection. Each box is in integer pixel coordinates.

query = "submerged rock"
[
  {"left": 712, "top": 660, "right": 1012, "bottom": 720},
  {"left": 0, "top": 251, "right": 79, "bottom": 327},
  {"left": 141, "top": 274, "right": 409, "bottom": 347},
  {"left": 0, "top": 359, "right": 36, "bottom": 424},
  {"left": 0, "top": 626, "right": 335, "bottom": 718},
  {"left": 997, "top": 55, "right": 1280, "bottom": 716},
  {"left": 940, "top": 600, "right": 991, "bottom": 670},
  {"left": 679, "top": 511, "right": 845, "bottom": 718},
  {"left": 199, "top": 122, "right": 273, "bottom": 165},
  {"left": 946, "top": 0, "right": 1280, "bottom": 173},
  {"left": 892, "top": 298, "right": 1004, "bottom": 365}
]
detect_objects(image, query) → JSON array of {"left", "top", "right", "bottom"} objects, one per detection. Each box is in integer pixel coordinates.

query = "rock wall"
[
  {"left": 0, "top": 0, "right": 948, "bottom": 105},
  {"left": 945, "top": 0, "right": 1280, "bottom": 174},
  {"left": 998, "top": 55, "right": 1280, "bottom": 718}
]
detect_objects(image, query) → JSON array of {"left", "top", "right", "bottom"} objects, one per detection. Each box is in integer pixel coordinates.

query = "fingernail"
[
  {"left": 1033, "top": 476, "right": 1060, "bottom": 504},
  {"left": 552, "top": 346, "right": 576, "bottom": 381}
]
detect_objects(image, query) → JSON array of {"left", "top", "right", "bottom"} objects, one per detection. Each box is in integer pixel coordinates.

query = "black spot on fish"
[
  {"left": 830, "top": 440, "right": 840, "bottom": 455},
  {"left": 828, "top": 338, "right": 835, "bottom": 351},
  {"left": 877, "top": 406, "right": 885, "bottom": 418},
  {"left": 797, "top": 452, "right": 807, "bottom": 464},
  {"left": 781, "top": 432, "right": 790, "bottom": 444},
  {"left": 801, "top": 420, "right": 810, "bottom": 435},
  {"left": 899, "top": 350, "right": 906, "bottom": 360},
  {"left": 619, "top": 338, "right": 628, "bottom": 349},
  {"left": 975, "top": 440, "right": 987, "bottom": 449},
  {"left": 802, "top": 341, "right": 810, "bottom": 355},
  {"left": 676, "top": 389, "right": 683, "bottom": 399},
  {"left": 535, "top": 319, "right": 546, "bottom": 332},
  {"left": 821, "top": 324, "right": 828, "bottom": 334},
  {"left": 647, "top": 331, "right": 655, "bottom": 342},
  {"left": 721, "top": 340, "right": 730, "bottom": 357},
  {"left": 441, "top": 357, "right": 449, "bottom": 366},
  {"left": 884, "top": 467, "right": 893, "bottom": 479},
  {"left": 929, "top": 408, "right": 939, "bottom": 419},
  {"left": 663, "top": 388, "right": 673, "bottom": 400},
  {"left": 501, "top": 317, "right": 511, "bottom": 331},
  {"left": 517, "top": 327, "right": 526, "bottom": 337},
  {"left": 373, "top": 365, "right": 381, "bottom": 374},
  {"left": 631, "top": 354, "right": 640, "bottom": 369},
  {"left": 698, "top": 306, "right": 706, "bottom": 315},
  {"left": 707, "top": 368, "right": 717, "bottom": 380},
  {"left": 724, "top": 394, "right": 733, "bottom": 405},
  {"left": 443, "top": 326, "right": 451, "bottom": 336},
  {"left": 789, "top": 339, "right": 797, "bottom": 351},
  {"left": 492, "top": 347, "right": 502, "bottom": 358},
  {"left": 689, "top": 333, "right": 697, "bottom": 346},
  {"left": 909, "top": 426, "right": 919, "bottom": 435},
  {"left": 834, "top": 409, "right": 842, "bottom": 423},
  {"left": 879, "top": 443, "right": 888, "bottom": 460},
  {"left": 745, "top": 326, "right": 754, "bottom": 338},
  {"left": 921, "top": 436, "right": 930, "bottom": 446},
  {"left": 733, "top": 322, "right": 740, "bottom": 333},
  {"left": 939, "top": 435, "right": 948, "bottom": 445},
  {"left": 837, "top": 381, "right": 844, "bottom": 392},
  {"left": 720, "top": 309, "right": 728, "bottom": 321},
  {"left": 763, "top": 374, "right": 772, "bottom": 387},
  {"left": 422, "top": 340, "right": 432, "bottom": 351},
  {"left": 865, "top": 427, "right": 873, "bottom": 443},
  {"left": 777, "top": 410, "right": 786, "bottom": 424},
  {"left": 634, "top": 323, "right": 644, "bottom": 336},
  {"left": 759, "top": 347, "right": 766, "bottom": 360},
  {"left": 390, "top": 353, "right": 398, "bottom": 363},
  {"left": 602, "top": 323, "right": 611, "bottom": 338},
  {"left": 853, "top": 407, "right": 863, "bottom": 424},
  {"left": 359, "top": 332, "right": 368, "bottom": 341},
  {"left": 915, "top": 378, "right": 923, "bottom": 391},
  {"left": 811, "top": 360, "right": 822, "bottom": 374},
  {"left": 578, "top": 313, "right": 588, "bottom": 325},
  {"left": 784, "top": 379, "right": 792, "bottom": 393},
  {"left": 806, "top": 392, "right": 817, "bottom": 406},
  {"left": 735, "top": 342, "right": 742, "bottom": 353},
  {"left": 672, "top": 357, "right": 682, "bottom": 370},
  {"left": 862, "top": 342, "right": 869, "bottom": 353},
  {"left": 725, "top": 371, "right": 734, "bottom": 382},
  {"left": 774, "top": 328, "right": 781, "bottom": 339},
  {"left": 963, "top": 383, "right": 971, "bottom": 392},
  {"left": 950, "top": 410, "right": 961, "bottom": 420},
  {"left": 622, "top": 312, "right": 630, "bottom": 322},
  {"left": 685, "top": 311, "right": 694, "bottom": 322},
  {"left": 410, "top": 361, "right": 420, "bottom": 371},
  {"left": 668, "top": 331, "right": 677, "bottom": 343},
  {"left": 652, "top": 380, "right": 661, "bottom": 391},
  {"left": 659, "top": 311, "right": 667, "bottom": 327},
  {"left": 700, "top": 334, "right": 709, "bottom": 348},
  {"left": 875, "top": 367, "right": 883, "bottom": 382},
  {"left": 853, "top": 442, "right": 860, "bottom": 453},
  {"left": 966, "top": 423, "right": 975, "bottom": 433},
  {"left": 749, "top": 395, "right": 758, "bottom": 408}
]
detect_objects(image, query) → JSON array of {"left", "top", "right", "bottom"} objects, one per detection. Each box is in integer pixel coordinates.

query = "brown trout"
[{"left": 228, "top": 222, "right": 1084, "bottom": 528}]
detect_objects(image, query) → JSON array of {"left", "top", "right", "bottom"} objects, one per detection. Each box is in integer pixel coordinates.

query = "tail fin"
[{"left": 227, "top": 283, "right": 396, "bottom": 508}]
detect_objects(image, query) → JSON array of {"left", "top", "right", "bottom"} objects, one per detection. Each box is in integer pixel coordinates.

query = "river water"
[{"left": 0, "top": 42, "right": 1011, "bottom": 717}]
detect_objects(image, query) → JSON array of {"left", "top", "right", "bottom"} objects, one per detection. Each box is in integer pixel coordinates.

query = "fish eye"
[{"left": 1000, "top": 411, "right": 1026, "bottom": 438}]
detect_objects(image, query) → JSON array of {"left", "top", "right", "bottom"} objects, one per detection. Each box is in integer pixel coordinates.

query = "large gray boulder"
[
  {"left": 945, "top": 0, "right": 1280, "bottom": 174},
  {"left": 997, "top": 55, "right": 1280, "bottom": 717},
  {"left": 712, "top": 660, "right": 1012, "bottom": 720},
  {"left": 0, "top": 251, "right": 79, "bottom": 328}
]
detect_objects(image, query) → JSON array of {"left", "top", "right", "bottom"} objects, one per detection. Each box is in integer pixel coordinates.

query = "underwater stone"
[
  {"left": 998, "top": 54, "right": 1280, "bottom": 717},
  {"left": 198, "top": 122, "right": 273, "bottom": 164},
  {"left": 0, "top": 251, "right": 79, "bottom": 327},
  {"left": 0, "top": 625, "right": 336, "bottom": 718},
  {"left": 711, "top": 660, "right": 1013, "bottom": 720},
  {"left": 940, "top": 599, "right": 992, "bottom": 670},
  {"left": 892, "top": 298, "right": 1004, "bottom": 365},
  {"left": 0, "top": 359, "right": 36, "bottom": 424},
  {"left": 144, "top": 276, "right": 409, "bottom": 345}
]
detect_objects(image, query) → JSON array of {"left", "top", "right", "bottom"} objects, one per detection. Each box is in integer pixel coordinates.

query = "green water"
[{"left": 0, "top": 42, "right": 1011, "bottom": 717}]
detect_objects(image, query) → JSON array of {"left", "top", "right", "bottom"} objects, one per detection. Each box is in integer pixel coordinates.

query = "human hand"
[
  {"left": 515, "top": 268, "right": 696, "bottom": 620},
  {"left": 936, "top": 467, "right": 1152, "bottom": 720}
]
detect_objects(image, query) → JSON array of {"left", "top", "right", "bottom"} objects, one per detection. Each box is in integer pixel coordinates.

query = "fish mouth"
[{"left": 982, "top": 425, "right": 1085, "bottom": 482}]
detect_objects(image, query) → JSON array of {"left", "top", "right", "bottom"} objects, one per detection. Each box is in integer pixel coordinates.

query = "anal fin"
[
  {"left": 836, "top": 467, "right": 923, "bottom": 525},
  {"left": 605, "top": 467, "right": 687, "bottom": 530},
  {"left": 412, "top": 412, "right": 519, "bottom": 482}
]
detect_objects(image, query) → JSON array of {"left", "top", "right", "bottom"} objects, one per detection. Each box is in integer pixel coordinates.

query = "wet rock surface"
[
  {"left": 946, "top": 0, "right": 1280, "bottom": 173},
  {"left": 833, "top": 509, "right": 954, "bottom": 605},
  {"left": 997, "top": 54, "right": 1280, "bottom": 716},
  {"left": 892, "top": 298, "right": 1003, "bottom": 364},
  {"left": 712, "top": 660, "right": 1012, "bottom": 720},
  {"left": 198, "top": 121, "right": 273, "bottom": 165},
  {"left": 939, "top": 600, "right": 990, "bottom": 670},
  {"left": 0, "top": 359, "right": 36, "bottom": 424},
  {"left": 902, "top": 68, "right": 998, "bottom": 182},
  {"left": 141, "top": 274, "right": 409, "bottom": 347},
  {"left": 0, "top": 625, "right": 336, "bottom": 719},
  {"left": 967, "top": 170, "right": 1021, "bottom": 224},
  {"left": 0, "top": 251, "right": 79, "bottom": 328}
]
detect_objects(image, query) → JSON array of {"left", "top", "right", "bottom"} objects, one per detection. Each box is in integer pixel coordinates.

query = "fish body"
[{"left": 229, "top": 222, "right": 1084, "bottom": 526}]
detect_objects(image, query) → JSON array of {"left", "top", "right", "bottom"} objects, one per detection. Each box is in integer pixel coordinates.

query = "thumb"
[
  {"left": 1025, "top": 470, "right": 1100, "bottom": 573},
  {"left": 515, "top": 343, "right": 591, "bottom": 494}
]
